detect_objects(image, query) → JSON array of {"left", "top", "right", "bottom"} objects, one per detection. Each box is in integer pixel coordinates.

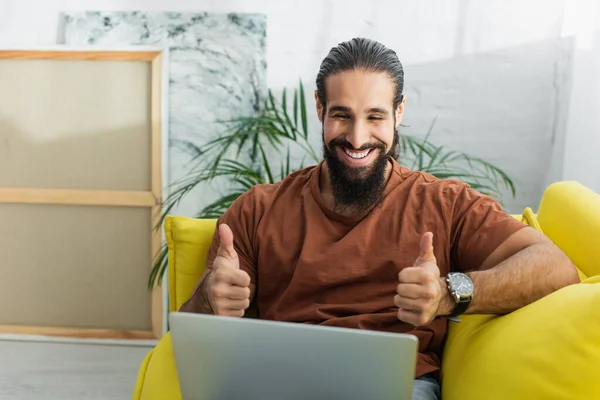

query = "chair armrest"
[{"left": 442, "top": 277, "right": 600, "bottom": 400}]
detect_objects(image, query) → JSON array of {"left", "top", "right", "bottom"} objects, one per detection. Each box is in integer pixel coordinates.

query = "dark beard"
[{"left": 322, "top": 127, "right": 400, "bottom": 214}]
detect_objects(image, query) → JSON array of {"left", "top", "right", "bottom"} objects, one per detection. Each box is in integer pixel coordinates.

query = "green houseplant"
[{"left": 148, "top": 80, "right": 516, "bottom": 289}]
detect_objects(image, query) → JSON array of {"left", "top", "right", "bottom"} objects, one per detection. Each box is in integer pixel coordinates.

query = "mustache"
[{"left": 328, "top": 138, "right": 387, "bottom": 152}]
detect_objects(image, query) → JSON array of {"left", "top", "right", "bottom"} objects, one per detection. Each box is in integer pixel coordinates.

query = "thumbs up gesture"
[
  {"left": 208, "top": 223, "right": 252, "bottom": 317},
  {"left": 394, "top": 232, "right": 445, "bottom": 327}
]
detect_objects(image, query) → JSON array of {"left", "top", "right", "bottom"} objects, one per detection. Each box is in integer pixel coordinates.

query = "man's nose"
[{"left": 345, "top": 121, "right": 369, "bottom": 150}]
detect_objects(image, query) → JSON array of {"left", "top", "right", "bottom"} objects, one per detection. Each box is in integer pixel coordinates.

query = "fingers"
[
  {"left": 215, "top": 298, "right": 251, "bottom": 312},
  {"left": 210, "top": 266, "right": 252, "bottom": 317},
  {"left": 396, "top": 283, "right": 438, "bottom": 300},
  {"left": 212, "top": 280, "right": 251, "bottom": 300},
  {"left": 394, "top": 294, "right": 431, "bottom": 312},
  {"left": 211, "top": 281, "right": 251, "bottom": 317},
  {"left": 214, "top": 267, "right": 251, "bottom": 288},
  {"left": 417, "top": 232, "right": 435, "bottom": 264},
  {"left": 216, "top": 223, "right": 238, "bottom": 263},
  {"left": 398, "top": 265, "right": 439, "bottom": 284},
  {"left": 395, "top": 293, "right": 438, "bottom": 327},
  {"left": 396, "top": 308, "right": 430, "bottom": 327},
  {"left": 217, "top": 308, "right": 245, "bottom": 318}
]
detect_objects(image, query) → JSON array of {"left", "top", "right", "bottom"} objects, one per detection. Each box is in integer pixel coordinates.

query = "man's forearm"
[
  {"left": 467, "top": 242, "right": 578, "bottom": 314},
  {"left": 439, "top": 242, "right": 580, "bottom": 316},
  {"left": 179, "top": 270, "right": 215, "bottom": 314}
]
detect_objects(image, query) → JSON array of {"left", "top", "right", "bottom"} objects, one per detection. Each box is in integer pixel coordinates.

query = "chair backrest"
[
  {"left": 537, "top": 181, "right": 600, "bottom": 279},
  {"left": 165, "top": 216, "right": 217, "bottom": 312}
]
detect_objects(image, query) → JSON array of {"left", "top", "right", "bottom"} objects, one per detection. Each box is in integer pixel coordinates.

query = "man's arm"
[
  {"left": 438, "top": 226, "right": 580, "bottom": 316},
  {"left": 179, "top": 270, "right": 215, "bottom": 314}
]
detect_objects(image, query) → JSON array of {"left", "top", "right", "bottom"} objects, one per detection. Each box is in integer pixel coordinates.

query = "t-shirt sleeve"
[
  {"left": 448, "top": 183, "right": 527, "bottom": 273},
  {"left": 204, "top": 187, "right": 259, "bottom": 284}
]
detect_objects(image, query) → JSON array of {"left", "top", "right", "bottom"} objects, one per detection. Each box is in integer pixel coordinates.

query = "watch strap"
[
  {"left": 447, "top": 297, "right": 471, "bottom": 323},
  {"left": 451, "top": 298, "right": 470, "bottom": 316}
]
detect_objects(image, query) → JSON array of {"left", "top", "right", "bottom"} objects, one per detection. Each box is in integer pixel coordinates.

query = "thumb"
[
  {"left": 416, "top": 232, "right": 436, "bottom": 265},
  {"left": 216, "top": 223, "right": 238, "bottom": 265}
]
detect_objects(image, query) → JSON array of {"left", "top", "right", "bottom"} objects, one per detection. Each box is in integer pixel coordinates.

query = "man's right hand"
[{"left": 208, "top": 223, "right": 252, "bottom": 317}]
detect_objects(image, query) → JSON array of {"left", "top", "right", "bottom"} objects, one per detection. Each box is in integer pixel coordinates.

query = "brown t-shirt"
[{"left": 194, "top": 158, "right": 526, "bottom": 378}]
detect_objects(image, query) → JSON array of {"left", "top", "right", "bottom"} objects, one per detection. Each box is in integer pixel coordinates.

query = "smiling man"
[{"left": 181, "top": 38, "right": 579, "bottom": 399}]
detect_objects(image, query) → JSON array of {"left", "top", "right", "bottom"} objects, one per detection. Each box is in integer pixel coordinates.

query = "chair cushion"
[
  {"left": 442, "top": 276, "right": 600, "bottom": 400},
  {"left": 519, "top": 207, "right": 543, "bottom": 233},
  {"left": 165, "top": 216, "right": 217, "bottom": 312},
  {"left": 137, "top": 332, "right": 182, "bottom": 400},
  {"left": 132, "top": 348, "right": 154, "bottom": 399},
  {"left": 537, "top": 181, "right": 600, "bottom": 279}
]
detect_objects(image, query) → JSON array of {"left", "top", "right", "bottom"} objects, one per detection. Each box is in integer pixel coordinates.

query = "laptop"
[{"left": 169, "top": 312, "right": 419, "bottom": 400}]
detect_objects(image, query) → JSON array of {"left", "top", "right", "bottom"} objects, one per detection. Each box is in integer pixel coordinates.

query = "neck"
[{"left": 319, "top": 159, "right": 393, "bottom": 218}]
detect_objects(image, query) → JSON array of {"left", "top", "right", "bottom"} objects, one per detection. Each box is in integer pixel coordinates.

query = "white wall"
[
  {"left": 561, "top": 0, "right": 600, "bottom": 194},
  {"left": 0, "top": 0, "right": 589, "bottom": 213}
]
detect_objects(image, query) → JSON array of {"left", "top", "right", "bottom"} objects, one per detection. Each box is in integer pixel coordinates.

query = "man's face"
[{"left": 316, "top": 70, "right": 405, "bottom": 210}]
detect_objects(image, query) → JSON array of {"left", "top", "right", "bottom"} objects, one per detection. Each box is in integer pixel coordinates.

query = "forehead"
[{"left": 325, "top": 70, "right": 395, "bottom": 111}]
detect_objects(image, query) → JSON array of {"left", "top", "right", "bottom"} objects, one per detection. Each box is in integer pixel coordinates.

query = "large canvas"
[
  {"left": 63, "top": 11, "right": 267, "bottom": 218},
  {"left": 0, "top": 49, "right": 166, "bottom": 339}
]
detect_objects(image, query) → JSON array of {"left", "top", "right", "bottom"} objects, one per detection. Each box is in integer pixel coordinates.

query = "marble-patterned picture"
[{"left": 63, "top": 11, "right": 267, "bottom": 218}]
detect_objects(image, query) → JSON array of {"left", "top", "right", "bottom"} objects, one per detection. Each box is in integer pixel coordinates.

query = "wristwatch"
[{"left": 446, "top": 272, "right": 474, "bottom": 322}]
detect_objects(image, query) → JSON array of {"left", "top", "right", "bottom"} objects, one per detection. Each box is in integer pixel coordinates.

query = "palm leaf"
[
  {"left": 299, "top": 80, "right": 308, "bottom": 138},
  {"left": 293, "top": 88, "right": 299, "bottom": 126},
  {"left": 410, "top": 116, "right": 437, "bottom": 170},
  {"left": 281, "top": 88, "right": 298, "bottom": 140},
  {"left": 268, "top": 90, "right": 295, "bottom": 140},
  {"left": 148, "top": 242, "right": 169, "bottom": 289},
  {"left": 279, "top": 146, "right": 292, "bottom": 181},
  {"left": 259, "top": 146, "right": 274, "bottom": 184}
]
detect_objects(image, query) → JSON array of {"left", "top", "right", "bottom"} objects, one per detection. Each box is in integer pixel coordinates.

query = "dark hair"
[{"left": 316, "top": 37, "right": 404, "bottom": 115}]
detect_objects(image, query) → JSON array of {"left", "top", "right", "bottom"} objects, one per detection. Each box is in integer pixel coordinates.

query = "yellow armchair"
[{"left": 133, "top": 181, "right": 600, "bottom": 400}]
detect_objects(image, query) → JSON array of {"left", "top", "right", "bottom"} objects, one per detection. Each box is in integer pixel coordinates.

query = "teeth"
[{"left": 345, "top": 149, "right": 370, "bottom": 159}]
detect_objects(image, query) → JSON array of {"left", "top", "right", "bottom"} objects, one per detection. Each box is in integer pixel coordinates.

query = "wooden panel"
[
  {"left": 0, "top": 58, "right": 151, "bottom": 190},
  {"left": 150, "top": 54, "right": 164, "bottom": 338},
  {"left": 0, "top": 325, "right": 156, "bottom": 340},
  {"left": 0, "top": 188, "right": 157, "bottom": 207},
  {"left": 151, "top": 53, "right": 163, "bottom": 200},
  {"left": 0, "top": 203, "right": 152, "bottom": 331},
  {"left": 0, "top": 50, "right": 160, "bottom": 61}
]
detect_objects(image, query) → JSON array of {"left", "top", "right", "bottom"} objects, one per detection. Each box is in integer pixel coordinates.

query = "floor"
[{"left": 0, "top": 335, "right": 155, "bottom": 400}]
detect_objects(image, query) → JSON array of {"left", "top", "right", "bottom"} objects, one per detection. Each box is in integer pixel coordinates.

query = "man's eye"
[
  {"left": 333, "top": 114, "right": 349, "bottom": 119},
  {"left": 369, "top": 116, "right": 384, "bottom": 121}
]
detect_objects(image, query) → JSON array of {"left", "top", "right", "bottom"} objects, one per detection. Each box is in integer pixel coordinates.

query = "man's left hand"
[{"left": 394, "top": 232, "right": 452, "bottom": 326}]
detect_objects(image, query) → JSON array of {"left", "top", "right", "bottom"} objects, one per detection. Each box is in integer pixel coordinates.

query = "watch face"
[{"left": 450, "top": 274, "right": 474, "bottom": 296}]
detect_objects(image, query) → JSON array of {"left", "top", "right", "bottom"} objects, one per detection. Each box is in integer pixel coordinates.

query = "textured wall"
[{"left": 0, "top": 0, "right": 583, "bottom": 213}]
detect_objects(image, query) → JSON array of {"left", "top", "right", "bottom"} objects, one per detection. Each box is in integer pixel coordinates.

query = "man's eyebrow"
[
  {"left": 328, "top": 106, "right": 389, "bottom": 114},
  {"left": 328, "top": 105, "right": 352, "bottom": 113},
  {"left": 367, "top": 107, "right": 389, "bottom": 114}
]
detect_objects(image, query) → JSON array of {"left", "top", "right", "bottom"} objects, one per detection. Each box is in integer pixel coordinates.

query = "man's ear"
[
  {"left": 315, "top": 90, "right": 324, "bottom": 123},
  {"left": 395, "top": 95, "right": 407, "bottom": 127}
]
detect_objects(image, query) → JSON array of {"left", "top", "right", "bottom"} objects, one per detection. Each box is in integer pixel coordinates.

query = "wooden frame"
[{"left": 0, "top": 48, "right": 168, "bottom": 340}]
